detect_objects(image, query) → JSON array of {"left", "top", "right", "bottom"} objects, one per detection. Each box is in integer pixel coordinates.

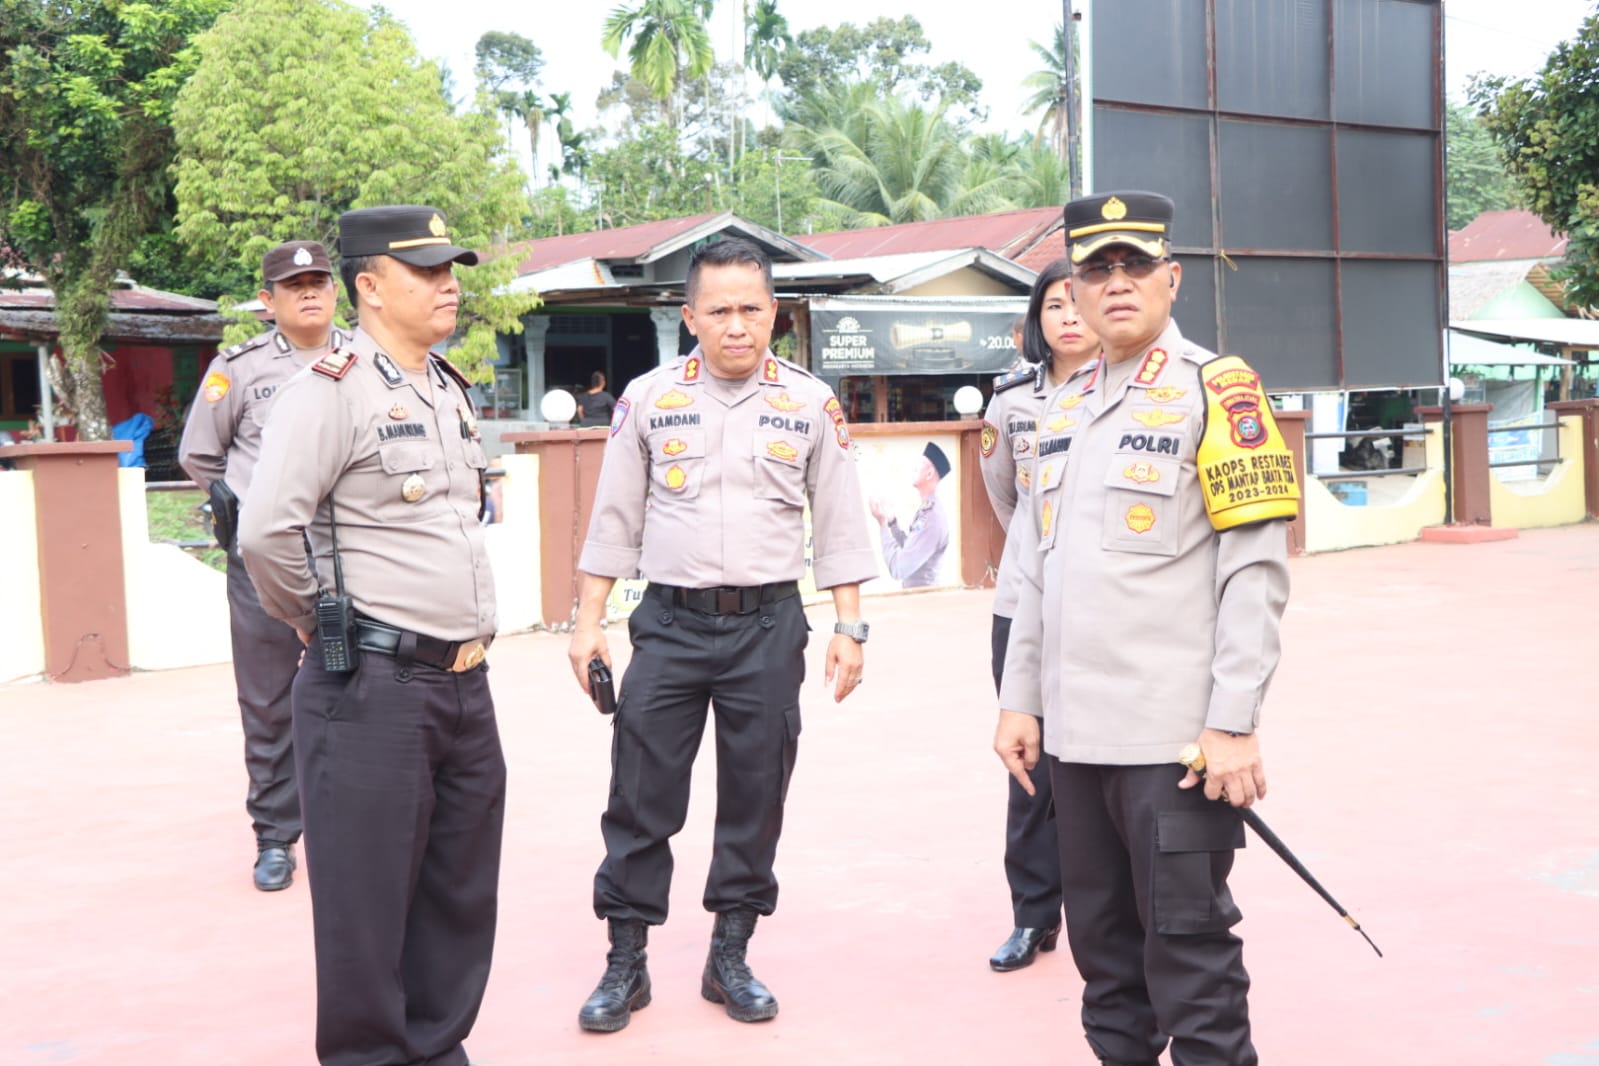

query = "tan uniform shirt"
[
  {"left": 998, "top": 321, "right": 1290, "bottom": 764},
  {"left": 980, "top": 363, "right": 1051, "bottom": 618},
  {"left": 177, "top": 328, "right": 342, "bottom": 495},
  {"left": 237, "top": 327, "right": 495, "bottom": 640},
  {"left": 579, "top": 349, "right": 877, "bottom": 590}
]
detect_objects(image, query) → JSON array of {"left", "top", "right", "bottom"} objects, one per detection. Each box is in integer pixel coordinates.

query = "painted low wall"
[
  {"left": 1303, "top": 424, "right": 1447, "bottom": 554},
  {"left": 483, "top": 453, "right": 543, "bottom": 635},
  {"left": 0, "top": 471, "right": 46, "bottom": 683},
  {"left": 1489, "top": 414, "right": 1587, "bottom": 530},
  {"left": 118, "top": 469, "right": 231, "bottom": 671}
]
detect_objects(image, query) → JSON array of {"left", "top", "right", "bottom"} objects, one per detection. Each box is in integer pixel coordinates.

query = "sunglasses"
[{"left": 1073, "top": 256, "right": 1168, "bottom": 285}]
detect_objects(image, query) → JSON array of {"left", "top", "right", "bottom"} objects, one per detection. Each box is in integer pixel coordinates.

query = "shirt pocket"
[
  {"left": 649, "top": 428, "right": 706, "bottom": 498},
  {"left": 752, "top": 430, "right": 810, "bottom": 508},
  {"left": 1033, "top": 455, "right": 1067, "bottom": 551},
  {"left": 1101, "top": 454, "right": 1182, "bottom": 556},
  {"left": 377, "top": 441, "right": 439, "bottom": 518}
]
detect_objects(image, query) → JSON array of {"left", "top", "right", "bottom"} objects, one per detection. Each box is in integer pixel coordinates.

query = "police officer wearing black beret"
[{"left": 239, "top": 205, "right": 503, "bottom": 1066}]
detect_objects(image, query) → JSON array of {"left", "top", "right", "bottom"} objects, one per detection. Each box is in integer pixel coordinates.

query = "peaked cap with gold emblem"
[
  {"left": 337, "top": 205, "right": 480, "bottom": 268},
  {"left": 1063, "top": 190, "right": 1174, "bottom": 265}
]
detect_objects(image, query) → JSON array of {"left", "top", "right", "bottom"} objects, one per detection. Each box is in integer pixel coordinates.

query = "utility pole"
[{"left": 1063, "top": 0, "right": 1083, "bottom": 198}]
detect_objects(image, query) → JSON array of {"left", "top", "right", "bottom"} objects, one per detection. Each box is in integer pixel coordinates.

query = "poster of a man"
[{"left": 870, "top": 442, "right": 952, "bottom": 589}]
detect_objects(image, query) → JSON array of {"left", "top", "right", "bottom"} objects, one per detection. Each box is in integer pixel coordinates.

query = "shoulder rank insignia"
[
  {"left": 682, "top": 355, "right": 702, "bottom": 382},
  {"left": 762, "top": 356, "right": 781, "bottom": 383},
  {"left": 310, "top": 348, "right": 356, "bottom": 380},
  {"left": 992, "top": 363, "right": 1039, "bottom": 393},
  {"left": 221, "top": 333, "right": 272, "bottom": 361},
  {"left": 1196, "top": 355, "right": 1300, "bottom": 530}
]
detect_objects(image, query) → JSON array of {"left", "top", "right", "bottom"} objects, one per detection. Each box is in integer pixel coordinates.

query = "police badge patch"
[{"left": 980, "top": 421, "right": 998, "bottom": 457}]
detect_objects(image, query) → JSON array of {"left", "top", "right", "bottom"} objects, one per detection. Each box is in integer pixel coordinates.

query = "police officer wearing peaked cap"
[
  {"left": 237, "top": 205, "right": 503, "bottom": 1066},
  {"left": 568, "top": 237, "right": 878, "bottom": 1033},
  {"left": 995, "top": 190, "right": 1300, "bottom": 1066},
  {"left": 178, "top": 238, "right": 343, "bottom": 893}
]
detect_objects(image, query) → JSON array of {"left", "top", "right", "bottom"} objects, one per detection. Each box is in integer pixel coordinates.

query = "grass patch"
[{"left": 146, "top": 488, "right": 227, "bottom": 572}]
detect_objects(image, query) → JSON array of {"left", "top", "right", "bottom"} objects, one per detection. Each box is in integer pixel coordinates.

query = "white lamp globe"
[
  {"left": 540, "top": 388, "right": 577, "bottom": 424},
  {"left": 953, "top": 385, "right": 984, "bottom": 417}
]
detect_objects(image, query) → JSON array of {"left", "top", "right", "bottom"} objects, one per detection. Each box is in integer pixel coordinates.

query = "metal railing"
[
  {"left": 1302, "top": 425, "right": 1435, "bottom": 478},
  {"left": 1486, "top": 421, "right": 1563, "bottom": 472}
]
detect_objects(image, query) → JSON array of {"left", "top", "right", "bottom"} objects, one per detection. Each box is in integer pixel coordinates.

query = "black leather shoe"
[
  {"left": 988, "top": 924, "right": 1061, "bottom": 972},
  {"left": 701, "top": 909, "right": 778, "bottom": 1023},
  {"left": 253, "top": 845, "right": 296, "bottom": 892},
  {"left": 578, "top": 919, "right": 651, "bottom": 1033}
]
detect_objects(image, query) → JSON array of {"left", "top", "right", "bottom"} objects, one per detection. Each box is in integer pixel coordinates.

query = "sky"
[{"left": 359, "top": 0, "right": 1594, "bottom": 151}]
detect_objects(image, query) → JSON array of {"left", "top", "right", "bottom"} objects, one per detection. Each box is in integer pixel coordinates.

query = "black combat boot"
[
  {"left": 577, "top": 918, "right": 651, "bottom": 1033},
  {"left": 701, "top": 909, "right": 779, "bottom": 1023}
]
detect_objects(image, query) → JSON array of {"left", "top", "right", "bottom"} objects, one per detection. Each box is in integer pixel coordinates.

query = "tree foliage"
[
  {"left": 0, "top": 0, "right": 229, "bottom": 439},
  {"left": 601, "top": 0, "right": 715, "bottom": 114},
  {"left": 773, "top": 17, "right": 984, "bottom": 125},
  {"left": 1471, "top": 12, "right": 1599, "bottom": 308},
  {"left": 1444, "top": 100, "right": 1515, "bottom": 232},
  {"left": 170, "top": 0, "right": 539, "bottom": 380}
]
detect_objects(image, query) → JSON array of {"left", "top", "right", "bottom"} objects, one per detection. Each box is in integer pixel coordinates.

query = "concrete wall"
[
  {"left": 1302, "top": 423, "right": 1447, "bottom": 554},
  {"left": 0, "top": 471, "right": 46, "bottom": 683},
  {"left": 1489, "top": 414, "right": 1587, "bottom": 529},
  {"left": 117, "top": 469, "right": 231, "bottom": 671}
]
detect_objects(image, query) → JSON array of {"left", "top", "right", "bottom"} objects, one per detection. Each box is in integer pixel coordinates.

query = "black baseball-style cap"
[
  {"left": 337, "top": 205, "right": 480, "bottom": 268},
  {"left": 261, "top": 240, "right": 333, "bottom": 283},
  {"left": 1063, "top": 191, "right": 1175, "bottom": 265}
]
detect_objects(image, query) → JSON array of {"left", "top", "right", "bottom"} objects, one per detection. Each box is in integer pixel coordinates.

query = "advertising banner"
[{"left": 810, "top": 295, "right": 1026, "bottom": 376}]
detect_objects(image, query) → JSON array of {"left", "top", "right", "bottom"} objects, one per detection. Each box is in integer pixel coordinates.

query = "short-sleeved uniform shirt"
[{"left": 579, "top": 349, "right": 877, "bottom": 592}]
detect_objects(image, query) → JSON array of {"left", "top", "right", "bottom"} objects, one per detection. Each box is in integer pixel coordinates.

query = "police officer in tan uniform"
[
  {"left": 178, "top": 239, "right": 342, "bottom": 892},
  {"left": 237, "top": 206, "right": 502, "bottom": 1066},
  {"left": 568, "top": 237, "right": 877, "bottom": 1033},
  {"left": 996, "top": 192, "right": 1300, "bottom": 1066},
  {"left": 978, "top": 257, "right": 1099, "bottom": 971},
  {"left": 871, "top": 441, "right": 951, "bottom": 588}
]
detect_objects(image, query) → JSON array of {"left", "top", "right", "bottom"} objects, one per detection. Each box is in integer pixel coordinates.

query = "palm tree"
[
  {"left": 1021, "top": 22, "right": 1071, "bottom": 157},
  {"left": 785, "top": 91, "right": 1013, "bottom": 226},
  {"left": 601, "top": 0, "right": 716, "bottom": 122},
  {"left": 745, "top": 0, "right": 790, "bottom": 83}
]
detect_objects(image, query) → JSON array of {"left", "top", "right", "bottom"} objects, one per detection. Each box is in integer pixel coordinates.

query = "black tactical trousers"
[
  {"left": 226, "top": 541, "right": 302, "bottom": 845},
  {"left": 593, "top": 585, "right": 807, "bottom": 926},
  {"left": 1049, "top": 759, "right": 1256, "bottom": 1066},
  {"left": 991, "top": 614, "right": 1063, "bottom": 928},
  {"left": 294, "top": 639, "right": 506, "bottom": 1066}
]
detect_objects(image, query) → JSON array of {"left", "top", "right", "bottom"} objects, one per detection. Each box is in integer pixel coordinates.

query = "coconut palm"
[
  {"left": 601, "top": 0, "right": 716, "bottom": 118},
  {"left": 1021, "top": 21, "right": 1072, "bottom": 157},
  {"left": 745, "top": 0, "right": 791, "bottom": 82}
]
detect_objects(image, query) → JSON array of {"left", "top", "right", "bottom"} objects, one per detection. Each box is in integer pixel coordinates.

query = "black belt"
[
  {"left": 653, "top": 581, "right": 799, "bottom": 616},
  {"left": 353, "top": 618, "right": 491, "bottom": 672}
]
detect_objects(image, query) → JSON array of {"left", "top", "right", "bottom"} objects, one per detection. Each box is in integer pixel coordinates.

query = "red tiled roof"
[
  {"left": 1014, "top": 229, "right": 1067, "bottom": 273},
  {"left": 1448, "top": 209, "right": 1568, "bottom": 262},
  {"left": 801, "top": 207, "right": 1061, "bottom": 260},
  {"left": 514, "top": 213, "right": 723, "bottom": 274},
  {"left": 0, "top": 285, "right": 217, "bottom": 313}
]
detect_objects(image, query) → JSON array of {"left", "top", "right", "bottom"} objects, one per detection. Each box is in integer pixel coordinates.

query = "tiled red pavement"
[{"left": 4, "top": 525, "right": 1598, "bottom": 1065}]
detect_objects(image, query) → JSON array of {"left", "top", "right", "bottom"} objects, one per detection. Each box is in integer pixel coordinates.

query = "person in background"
[
  {"left": 177, "top": 239, "right": 342, "bottom": 892},
  {"left": 977, "top": 258, "right": 1100, "bottom": 971},
  {"left": 576, "top": 370, "right": 616, "bottom": 426}
]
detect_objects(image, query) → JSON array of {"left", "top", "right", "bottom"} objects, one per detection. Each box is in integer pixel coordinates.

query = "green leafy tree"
[
  {"left": 587, "top": 122, "right": 721, "bottom": 226},
  {"left": 0, "top": 0, "right": 229, "bottom": 440},
  {"left": 1471, "top": 12, "right": 1599, "bottom": 308},
  {"left": 1444, "top": 100, "right": 1516, "bottom": 231},
  {"left": 170, "top": 0, "right": 539, "bottom": 380},
  {"left": 601, "top": 0, "right": 716, "bottom": 119},
  {"left": 745, "top": 0, "right": 791, "bottom": 82},
  {"left": 773, "top": 17, "right": 985, "bottom": 125},
  {"left": 475, "top": 31, "right": 545, "bottom": 184}
]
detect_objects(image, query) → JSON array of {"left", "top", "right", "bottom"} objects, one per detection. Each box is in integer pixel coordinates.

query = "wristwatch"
[{"left": 833, "top": 621, "right": 870, "bottom": 644}]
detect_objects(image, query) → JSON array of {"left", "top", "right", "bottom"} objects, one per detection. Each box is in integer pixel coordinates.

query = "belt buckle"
[
  {"left": 451, "top": 641, "right": 487, "bottom": 671},
  {"left": 715, "top": 588, "right": 740, "bottom": 614}
]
